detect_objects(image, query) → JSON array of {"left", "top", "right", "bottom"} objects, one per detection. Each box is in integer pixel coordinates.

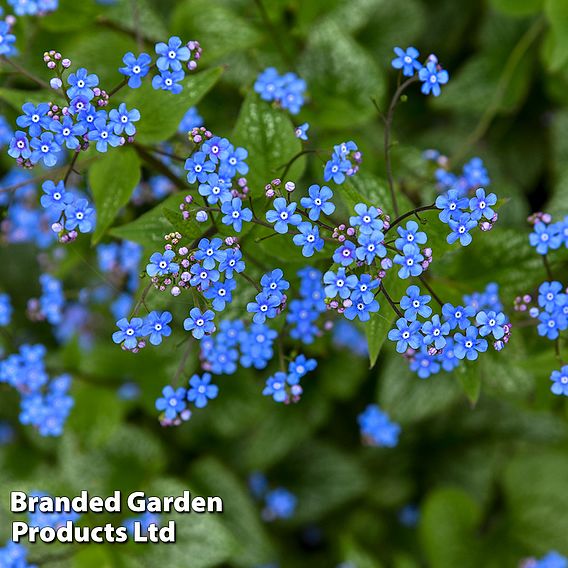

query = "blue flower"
[
  {"left": 30, "top": 132, "right": 60, "bottom": 167},
  {"left": 112, "top": 317, "right": 144, "bottom": 349},
  {"left": 358, "top": 404, "right": 400, "bottom": 447},
  {"left": 300, "top": 184, "right": 335, "bottom": 221},
  {"left": 295, "top": 122, "right": 309, "bottom": 140},
  {"left": 183, "top": 308, "right": 216, "bottom": 339},
  {"left": 40, "top": 180, "right": 72, "bottom": 211},
  {"left": 64, "top": 199, "right": 95, "bottom": 233},
  {"left": 187, "top": 373, "right": 218, "bottom": 408},
  {"left": 219, "top": 249, "right": 245, "bottom": 278},
  {"left": 344, "top": 296, "right": 380, "bottom": 322},
  {"left": 350, "top": 203, "right": 383, "bottom": 234},
  {"left": 476, "top": 310, "right": 506, "bottom": 340},
  {"left": 538, "top": 281, "right": 567, "bottom": 313},
  {"left": 391, "top": 46, "right": 422, "bottom": 76},
  {"left": 323, "top": 154, "right": 350, "bottom": 184},
  {"left": 394, "top": 244, "right": 424, "bottom": 278},
  {"left": 469, "top": 188, "right": 497, "bottom": 221},
  {"left": 189, "top": 263, "right": 220, "bottom": 290},
  {"left": 293, "top": 222, "right": 324, "bottom": 257},
  {"left": 0, "top": 21, "right": 16, "bottom": 56},
  {"left": 422, "top": 315, "right": 450, "bottom": 349},
  {"left": 529, "top": 221, "right": 562, "bottom": 255},
  {"left": 179, "top": 106, "right": 204, "bottom": 133},
  {"left": 220, "top": 145, "right": 249, "bottom": 176},
  {"left": 264, "top": 488, "right": 297, "bottom": 519},
  {"left": 155, "top": 385, "right": 187, "bottom": 420},
  {"left": 155, "top": 36, "right": 190, "bottom": 72},
  {"left": 266, "top": 197, "right": 302, "bottom": 234},
  {"left": 463, "top": 157, "right": 490, "bottom": 188},
  {"left": 0, "top": 294, "right": 12, "bottom": 327},
  {"left": 442, "top": 303, "right": 475, "bottom": 330},
  {"left": 88, "top": 117, "right": 121, "bottom": 152},
  {"left": 199, "top": 173, "right": 232, "bottom": 205},
  {"left": 395, "top": 220, "right": 427, "bottom": 250},
  {"left": 333, "top": 240, "right": 356, "bottom": 266},
  {"left": 418, "top": 60, "right": 449, "bottom": 96},
  {"left": 388, "top": 318, "right": 422, "bottom": 353},
  {"left": 109, "top": 103, "right": 140, "bottom": 136},
  {"left": 550, "top": 367, "right": 568, "bottom": 396},
  {"left": 119, "top": 52, "right": 152, "bottom": 88},
  {"left": 247, "top": 292, "right": 281, "bottom": 324},
  {"left": 410, "top": 349, "right": 441, "bottom": 378},
  {"left": 152, "top": 70, "right": 185, "bottom": 94},
  {"left": 146, "top": 250, "right": 179, "bottom": 277},
  {"left": 184, "top": 151, "right": 215, "bottom": 184},
  {"left": 142, "top": 311, "right": 172, "bottom": 345},
  {"left": 262, "top": 372, "right": 289, "bottom": 402},
  {"left": 50, "top": 116, "right": 86, "bottom": 150},
  {"left": 447, "top": 213, "right": 477, "bottom": 246},
  {"left": 454, "top": 326, "right": 488, "bottom": 360},
  {"left": 254, "top": 67, "right": 281, "bottom": 101},
  {"left": 195, "top": 238, "right": 226, "bottom": 270},
  {"left": 435, "top": 189, "right": 469, "bottom": 223},
  {"left": 8, "top": 131, "right": 31, "bottom": 160},
  {"left": 323, "top": 267, "right": 357, "bottom": 299},
  {"left": 221, "top": 198, "right": 252, "bottom": 232},
  {"left": 202, "top": 136, "right": 231, "bottom": 163},
  {"left": 400, "top": 286, "right": 432, "bottom": 321},
  {"left": 356, "top": 231, "right": 386, "bottom": 264},
  {"left": 204, "top": 279, "right": 237, "bottom": 311},
  {"left": 287, "top": 355, "right": 317, "bottom": 384},
  {"left": 17, "top": 102, "right": 51, "bottom": 137},
  {"left": 538, "top": 311, "right": 567, "bottom": 340},
  {"left": 261, "top": 269, "right": 290, "bottom": 295},
  {"left": 66, "top": 68, "right": 99, "bottom": 100},
  {"left": 351, "top": 274, "right": 380, "bottom": 304}
]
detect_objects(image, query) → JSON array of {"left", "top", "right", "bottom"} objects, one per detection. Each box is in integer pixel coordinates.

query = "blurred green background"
[{"left": 1, "top": 0, "right": 568, "bottom": 566}]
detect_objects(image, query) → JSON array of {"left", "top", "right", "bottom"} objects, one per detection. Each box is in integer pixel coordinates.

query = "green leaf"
[
  {"left": 40, "top": 0, "right": 98, "bottom": 31},
  {"left": 490, "top": 0, "right": 544, "bottom": 16},
  {"left": 419, "top": 488, "right": 482, "bottom": 568},
  {"left": 125, "top": 67, "right": 224, "bottom": 144},
  {"left": 0, "top": 88, "right": 64, "bottom": 110},
  {"left": 109, "top": 192, "right": 196, "bottom": 248},
  {"left": 232, "top": 91, "right": 305, "bottom": 194},
  {"left": 455, "top": 363, "right": 482, "bottom": 406},
  {"left": 162, "top": 207, "right": 202, "bottom": 239},
  {"left": 299, "top": 21, "right": 386, "bottom": 128},
  {"left": 545, "top": 0, "right": 568, "bottom": 71},
  {"left": 89, "top": 146, "right": 141, "bottom": 244}
]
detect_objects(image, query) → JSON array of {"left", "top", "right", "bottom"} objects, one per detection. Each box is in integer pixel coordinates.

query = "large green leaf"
[
  {"left": 490, "top": 0, "right": 543, "bottom": 16},
  {"left": 232, "top": 91, "right": 305, "bottom": 195},
  {"left": 125, "top": 67, "right": 224, "bottom": 144},
  {"left": 89, "top": 146, "right": 141, "bottom": 244},
  {"left": 545, "top": 0, "right": 568, "bottom": 71}
]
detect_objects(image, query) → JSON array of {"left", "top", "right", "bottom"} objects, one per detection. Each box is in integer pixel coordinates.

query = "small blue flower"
[
  {"left": 388, "top": 318, "right": 422, "bottom": 353},
  {"left": 187, "top": 373, "right": 218, "bottom": 408},
  {"left": 265, "top": 197, "right": 302, "bottom": 234},
  {"left": 247, "top": 292, "right": 281, "bottom": 324},
  {"left": 538, "top": 311, "right": 567, "bottom": 340},
  {"left": 261, "top": 269, "right": 289, "bottom": 295},
  {"left": 64, "top": 199, "right": 95, "bottom": 233},
  {"left": 469, "top": 188, "right": 497, "bottom": 221},
  {"left": 293, "top": 222, "right": 324, "bottom": 257},
  {"left": 391, "top": 46, "right": 422, "bottom": 77},
  {"left": 323, "top": 267, "right": 357, "bottom": 299},
  {"left": 447, "top": 213, "right": 477, "bottom": 246},
  {"left": 202, "top": 136, "right": 231, "bottom": 163},
  {"left": 442, "top": 303, "right": 475, "bottom": 330},
  {"left": 300, "top": 185, "right": 335, "bottom": 221},
  {"left": 295, "top": 122, "right": 309, "bottom": 140},
  {"left": 221, "top": 198, "right": 252, "bottom": 232},
  {"left": 155, "top": 385, "right": 187, "bottom": 420},
  {"left": 30, "top": 132, "right": 60, "bottom": 167},
  {"left": 146, "top": 250, "right": 179, "bottom": 277},
  {"left": 400, "top": 286, "right": 432, "bottom": 321},
  {"left": 463, "top": 157, "right": 490, "bottom": 188},
  {"left": 395, "top": 220, "right": 427, "bottom": 250},
  {"left": 529, "top": 222, "right": 562, "bottom": 255},
  {"left": 356, "top": 231, "right": 386, "bottom": 264},
  {"left": 152, "top": 70, "right": 185, "bottom": 94},
  {"left": 435, "top": 189, "right": 469, "bottom": 223},
  {"left": 40, "top": 180, "right": 73, "bottom": 211},
  {"left": 179, "top": 106, "right": 204, "bottom": 133},
  {"left": 422, "top": 315, "right": 450, "bottom": 349},
  {"left": 195, "top": 238, "right": 226, "bottom": 270},
  {"left": 351, "top": 274, "right": 380, "bottom": 304},
  {"left": 189, "top": 263, "right": 220, "bottom": 290},
  {"left": 183, "top": 308, "right": 216, "bottom": 339},
  {"left": 350, "top": 203, "right": 383, "bottom": 234},
  {"left": 323, "top": 154, "right": 350, "bottom": 184},
  {"left": 454, "top": 326, "right": 488, "bottom": 360},
  {"left": 119, "top": 52, "right": 152, "bottom": 88},
  {"left": 394, "top": 244, "right": 424, "bottom": 278},
  {"left": 550, "top": 367, "right": 568, "bottom": 396},
  {"left": 155, "top": 36, "right": 190, "bottom": 72},
  {"left": 112, "top": 317, "right": 144, "bottom": 349},
  {"left": 476, "top": 310, "right": 506, "bottom": 340},
  {"left": 264, "top": 487, "right": 297, "bottom": 519},
  {"left": 50, "top": 115, "right": 86, "bottom": 150},
  {"left": 67, "top": 68, "right": 99, "bottom": 100},
  {"left": 220, "top": 145, "right": 249, "bottom": 176},
  {"left": 17, "top": 102, "right": 51, "bottom": 137},
  {"left": 344, "top": 296, "right": 380, "bottom": 322},
  {"left": 538, "top": 281, "right": 567, "bottom": 313},
  {"left": 8, "top": 131, "right": 31, "bottom": 160},
  {"left": 333, "top": 240, "right": 356, "bottom": 266},
  {"left": 262, "top": 372, "right": 289, "bottom": 403},
  {"left": 219, "top": 249, "right": 245, "bottom": 278},
  {"left": 287, "top": 355, "right": 317, "bottom": 384},
  {"left": 184, "top": 151, "right": 215, "bottom": 184},
  {"left": 418, "top": 60, "right": 449, "bottom": 96},
  {"left": 358, "top": 404, "right": 400, "bottom": 447},
  {"left": 0, "top": 21, "right": 16, "bottom": 56},
  {"left": 198, "top": 173, "right": 232, "bottom": 205},
  {"left": 88, "top": 117, "right": 121, "bottom": 152},
  {"left": 204, "top": 279, "right": 237, "bottom": 311},
  {"left": 109, "top": 103, "right": 140, "bottom": 136},
  {"left": 142, "top": 311, "right": 172, "bottom": 345}
]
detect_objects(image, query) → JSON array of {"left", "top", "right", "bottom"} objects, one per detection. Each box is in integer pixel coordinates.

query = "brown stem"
[
  {"left": 385, "top": 204, "right": 437, "bottom": 234},
  {"left": 1, "top": 55, "right": 51, "bottom": 89},
  {"left": 418, "top": 275, "right": 444, "bottom": 307}
]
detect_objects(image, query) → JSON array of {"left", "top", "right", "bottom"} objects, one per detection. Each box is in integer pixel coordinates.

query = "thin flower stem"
[
  {"left": 63, "top": 151, "right": 81, "bottom": 184},
  {"left": 543, "top": 255, "right": 554, "bottom": 281},
  {"left": 1, "top": 55, "right": 51, "bottom": 89},
  {"left": 384, "top": 76, "right": 418, "bottom": 217},
  {"left": 145, "top": 145, "right": 186, "bottom": 163},
  {"left": 418, "top": 275, "right": 444, "bottom": 307},
  {"left": 379, "top": 282, "right": 404, "bottom": 319},
  {"left": 130, "top": 282, "right": 152, "bottom": 318},
  {"left": 278, "top": 149, "right": 318, "bottom": 179},
  {"left": 173, "top": 340, "right": 193, "bottom": 386},
  {"left": 385, "top": 203, "right": 437, "bottom": 234},
  {"left": 239, "top": 270, "right": 262, "bottom": 292},
  {"left": 133, "top": 142, "right": 188, "bottom": 190},
  {"left": 107, "top": 76, "right": 129, "bottom": 97}
]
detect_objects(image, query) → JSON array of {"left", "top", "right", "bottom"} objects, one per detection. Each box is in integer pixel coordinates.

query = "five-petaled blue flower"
[
  {"left": 187, "top": 373, "right": 218, "bottom": 408},
  {"left": 400, "top": 285, "right": 432, "bottom": 321},
  {"left": 300, "top": 185, "right": 335, "bottom": 221},
  {"left": 391, "top": 46, "right": 422, "bottom": 77},
  {"left": 221, "top": 198, "right": 252, "bottom": 232},
  {"left": 454, "top": 326, "right": 488, "bottom": 360},
  {"left": 469, "top": 188, "right": 497, "bottom": 221},
  {"left": 142, "top": 311, "right": 172, "bottom": 345},
  {"left": 394, "top": 244, "right": 424, "bottom": 278},
  {"left": 66, "top": 68, "right": 99, "bottom": 100},
  {"left": 388, "top": 318, "right": 422, "bottom": 353},
  {"left": 155, "top": 385, "right": 187, "bottom": 420},
  {"left": 418, "top": 60, "right": 449, "bottom": 96},
  {"left": 155, "top": 36, "right": 191, "bottom": 72},
  {"left": 40, "top": 180, "right": 72, "bottom": 211},
  {"left": 184, "top": 308, "right": 216, "bottom": 339},
  {"left": 550, "top": 366, "right": 568, "bottom": 396},
  {"left": 112, "top": 317, "right": 144, "bottom": 349},
  {"left": 146, "top": 250, "right": 179, "bottom": 277},
  {"left": 266, "top": 197, "right": 302, "bottom": 234},
  {"left": 447, "top": 213, "right": 477, "bottom": 246},
  {"left": 293, "top": 222, "right": 324, "bottom": 257},
  {"left": 109, "top": 103, "right": 140, "bottom": 136},
  {"left": 119, "top": 52, "right": 152, "bottom": 88}
]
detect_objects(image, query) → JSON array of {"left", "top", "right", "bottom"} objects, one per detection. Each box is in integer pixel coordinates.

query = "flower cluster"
[
  {"left": 112, "top": 310, "right": 173, "bottom": 351},
  {"left": 426, "top": 153, "right": 491, "bottom": 195},
  {"left": 8, "top": 0, "right": 57, "bottom": 16},
  {"left": 528, "top": 212, "right": 568, "bottom": 255},
  {"left": 390, "top": 283, "right": 509, "bottom": 379},
  {"left": 155, "top": 373, "right": 218, "bottom": 426},
  {"left": 0, "top": 540, "right": 36, "bottom": 568},
  {"left": 0, "top": 13, "right": 16, "bottom": 58},
  {"left": 323, "top": 141, "right": 362, "bottom": 184},
  {"left": 391, "top": 47, "right": 449, "bottom": 97},
  {"left": 254, "top": 67, "right": 307, "bottom": 114},
  {"left": 249, "top": 472, "right": 297, "bottom": 522},
  {"left": 263, "top": 355, "right": 317, "bottom": 404},
  {"left": 523, "top": 551, "right": 568, "bottom": 568},
  {"left": 358, "top": 404, "right": 401, "bottom": 447},
  {"left": 0, "top": 344, "right": 73, "bottom": 436}
]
